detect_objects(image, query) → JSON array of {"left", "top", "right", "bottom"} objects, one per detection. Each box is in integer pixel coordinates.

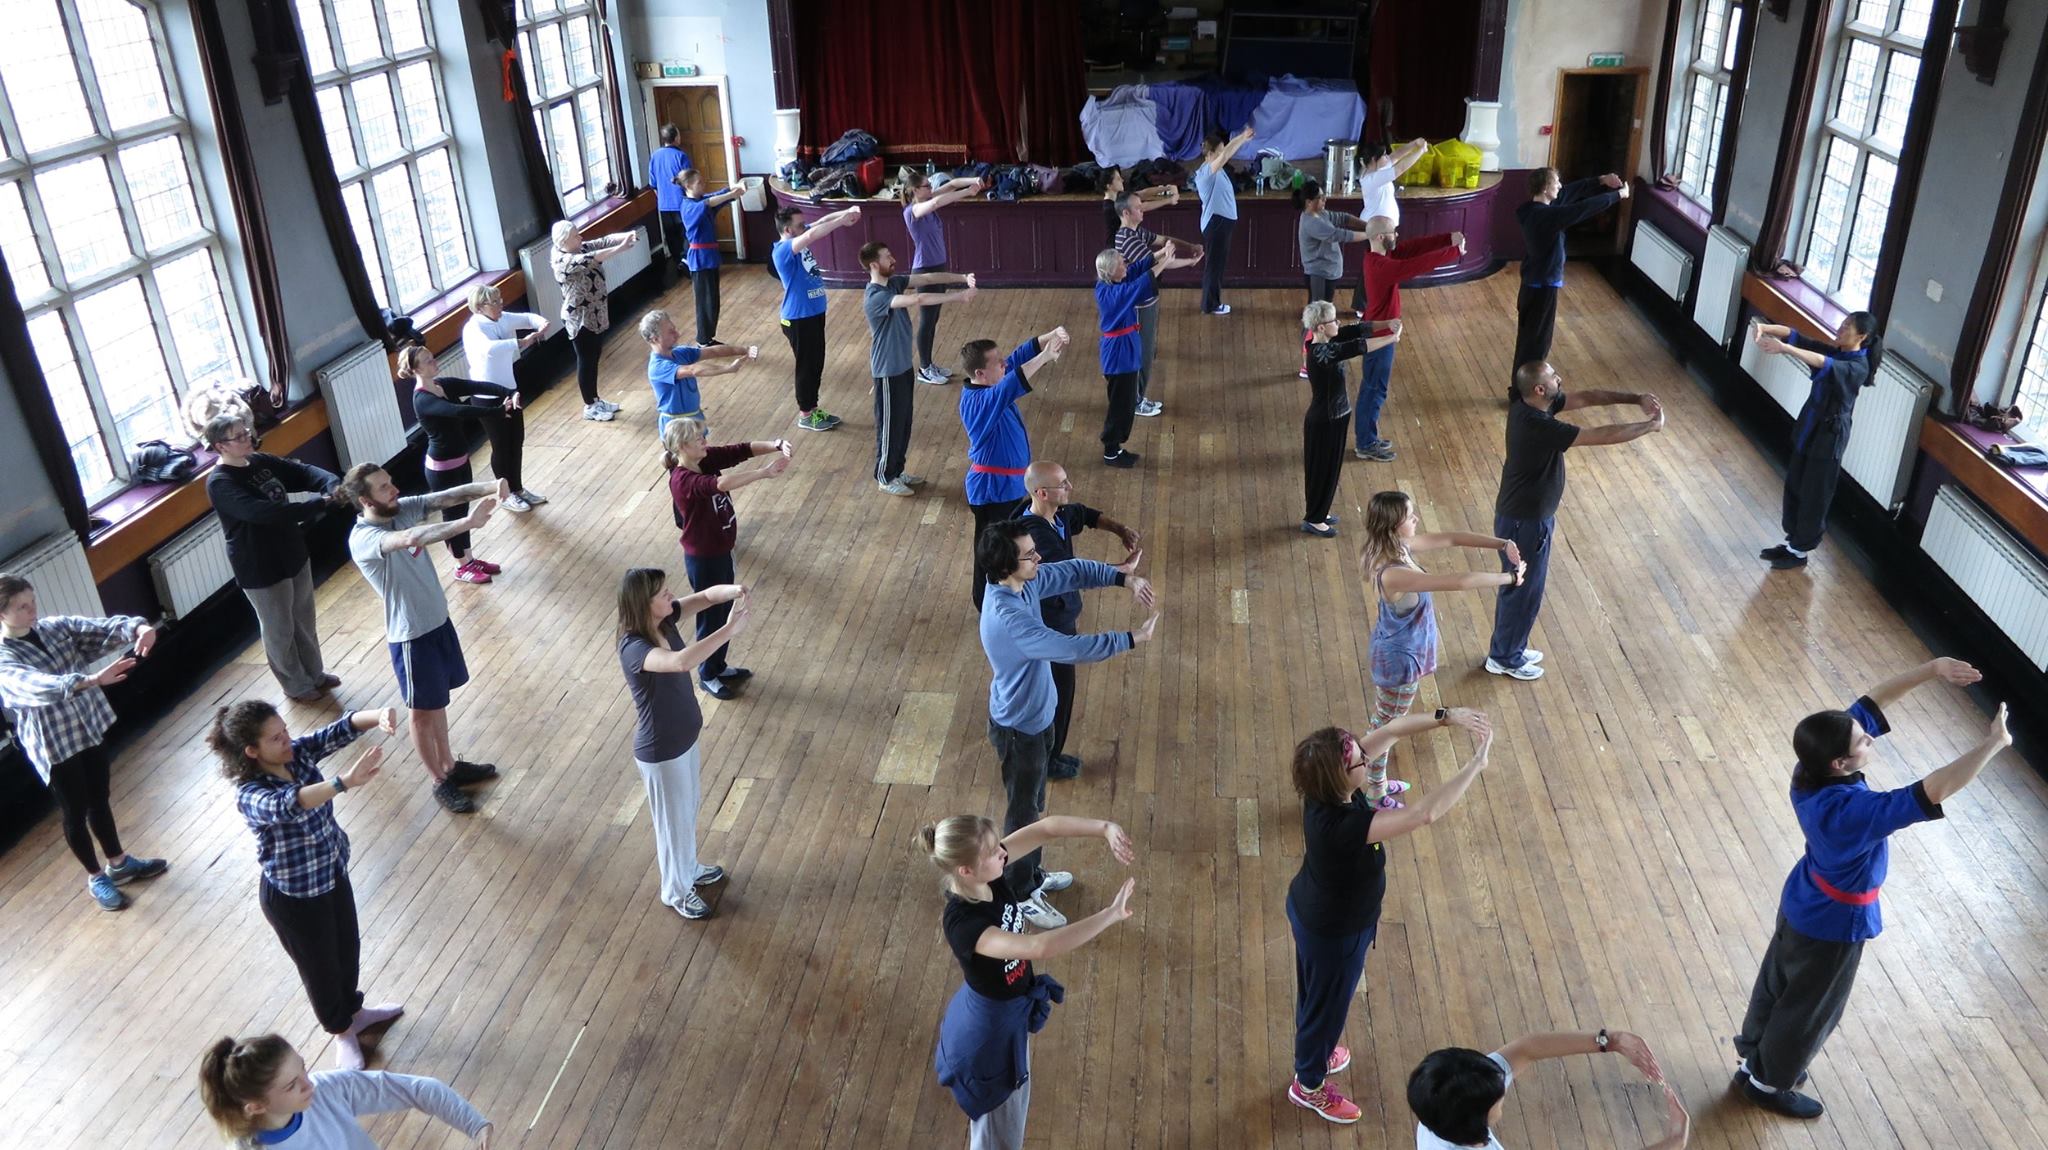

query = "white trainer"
[
  {"left": 1019, "top": 891, "right": 1068, "bottom": 929},
  {"left": 1484, "top": 657, "right": 1545, "bottom": 681}
]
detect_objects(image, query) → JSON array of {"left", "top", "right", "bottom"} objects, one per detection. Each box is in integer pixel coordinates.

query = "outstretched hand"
[
  {"left": 1989, "top": 702, "right": 2011, "bottom": 749},
  {"left": 1127, "top": 576, "right": 1156, "bottom": 610},
  {"left": 1608, "top": 1030, "right": 1665, "bottom": 1082},
  {"left": 341, "top": 745, "right": 382, "bottom": 790},
  {"left": 1114, "top": 547, "right": 1143, "bottom": 575},
  {"left": 1445, "top": 707, "right": 1489, "bottom": 737},
  {"left": 1930, "top": 656, "right": 1981, "bottom": 685},
  {"left": 1502, "top": 540, "right": 1523, "bottom": 567},
  {"left": 1103, "top": 821, "right": 1135, "bottom": 864},
  {"left": 1104, "top": 876, "right": 1138, "bottom": 921},
  {"left": 1131, "top": 612, "right": 1161, "bottom": 644},
  {"left": 374, "top": 707, "right": 400, "bottom": 735}
]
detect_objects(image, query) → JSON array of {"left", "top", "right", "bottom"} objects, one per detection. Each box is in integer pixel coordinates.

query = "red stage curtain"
[{"left": 794, "top": 0, "right": 1087, "bottom": 164}]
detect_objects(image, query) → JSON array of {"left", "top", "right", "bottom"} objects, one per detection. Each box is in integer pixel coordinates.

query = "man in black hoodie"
[{"left": 1513, "top": 168, "right": 1627, "bottom": 395}]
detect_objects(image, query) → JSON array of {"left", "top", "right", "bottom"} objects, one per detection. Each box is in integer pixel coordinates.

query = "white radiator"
[
  {"left": 517, "top": 223, "right": 654, "bottom": 332},
  {"left": 1737, "top": 329, "right": 1814, "bottom": 417},
  {"left": 1922, "top": 485, "right": 2048, "bottom": 671},
  {"left": 315, "top": 341, "right": 407, "bottom": 471},
  {"left": 1, "top": 531, "right": 102, "bottom": 618},
  {"left": 1840, "top": 358, "right": 1934, "bottom": 510},
  {"left": 147, "top": 512, "right": 236, "bottom": 621},
  {"left": 1693, "top": 226, "right": 1749, "bottom": 346},
  {"left": 1629, "top": 220, "right": 1693, "bottom": 305},
  {"left": 436, "top": 341, "right": 471, "bottom": 382}
]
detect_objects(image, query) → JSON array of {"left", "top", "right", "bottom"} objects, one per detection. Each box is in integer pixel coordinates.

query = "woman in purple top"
[
  {"left": 1355, "top": 491, "right": 1525, "bottom": 807},
  {"left": 900, "top": 171, "right": 983, "bottom": 384}
]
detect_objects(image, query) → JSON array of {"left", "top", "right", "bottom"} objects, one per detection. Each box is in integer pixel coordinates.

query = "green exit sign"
[{"left": 1588, "top": 53, "right": 1625, "bottom": 67}]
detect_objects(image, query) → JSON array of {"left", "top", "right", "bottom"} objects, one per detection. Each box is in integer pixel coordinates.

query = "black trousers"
[
  {"left": 691, "top": 265, "right": 721, "bottom": 344},
  {"left": 1782, "top": 451, "right": 1844, "bottom": 553},
  {"left": 970, "top": 498, "right": 1020, "bottom": 611},
  {"left": 424, "top": 458, "right": 474, "bottom": 557},
  {"left": 780, "top": 314, "right": 826, "bottom": 412},
  {"left": 1303, "top": 412, "right": 1350, "bottom": 523},
  {"left": 1050, "top": 659, "right": 1077, "bottom": 760},
  {"left": 1200, "top": 216, "right": 1235, "bottom": 313},
  {"left": 1735, "top": 913, "right": 1864, "bottom": 1089},
  {"left": 47, "top": 745, "right": 121, "bottom": 874},
  {"left": 261, "top": 873, "right": 365, "bottom": 1035},
  {"left": 914, "top": 261, "right": 948, "bottom": 370},
  {"left": 571, "top": 326, "right": 604, "bottom": 404},
  {"left": 1514, "top": 285, "right": 1558, "bottom": 378},
  {"left": 483, "top": 410, "right": 524, "bottom": 492},
  {"left": 989, "top": 719, "right": 1053, "bottom": 895},
  {"left": 657, "top": 210, "right": 686, "bottom": 280},
  {"left": 683, "top": 551, "right": 735, "bottom": 682},
  {"left": 1100, "top": 371, "right": 1139, "bottom": 454},
  {"left": 872, "top": 370, "right": 915, "bottom": 482}
]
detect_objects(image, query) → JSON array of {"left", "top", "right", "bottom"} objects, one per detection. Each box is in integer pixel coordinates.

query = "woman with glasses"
[
  {"left": 203, "top": 409, "right": 342, "bottom": 702},
  {"left": 1299, "top": 300, "right": 1400, "bottom": 538},
  {"left": 1283, "top": 708, "right": 1492, "bottom": 1126}
]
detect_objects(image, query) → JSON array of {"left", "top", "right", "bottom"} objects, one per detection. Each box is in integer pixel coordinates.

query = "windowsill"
[
  {"left": 1742, "top": 271, "right": 1850, "bottom": 344},
  {"left": 1643, "top": 183, "right": 1713, "bottom": 237},
  {"left": 89, "top": 445, "right": 220, "bottom": 527},
  {"left": 411, "top": 270, "right": 503, "bottom": 334},
  {"left": 1920, "top": 417, "right": 2048, "bottom": 557}
]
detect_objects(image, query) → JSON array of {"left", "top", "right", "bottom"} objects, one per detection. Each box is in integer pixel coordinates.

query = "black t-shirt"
[
  {"left": 1102, "top": 199, "right": 1121, "bottom": 246},
  {"left": 1494, "top": 392, "right": 1580, "bottom": 520},
  {"left": 1019, "top": 504, "right": 1102, "bottom": 634},
  {"left": 1287, "top": 793, "right": 1388, "bottom": 936},
  {"left": 942, "top": 876, "right": 1034, "bottom": 999}
]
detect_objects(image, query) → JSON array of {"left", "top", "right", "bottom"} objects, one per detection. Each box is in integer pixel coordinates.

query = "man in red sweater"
[{"left": 1353, "top": 219, "right": 1463, "bottom": 460}]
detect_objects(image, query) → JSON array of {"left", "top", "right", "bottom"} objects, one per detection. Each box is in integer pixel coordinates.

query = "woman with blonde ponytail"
[
  {"left": 921, "top": 812, "right": 1137, "bottom": 1149},
  {"left": 197, "top": 1033, "right": 492, "bottom": 1148},
  {"left": 1355, "top": 491, "right": 1524, "bottom": 807}
]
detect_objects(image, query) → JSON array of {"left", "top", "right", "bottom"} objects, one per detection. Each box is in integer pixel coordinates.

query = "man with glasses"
[
  {"left": 1014, "top": 461, "right": 1143, "bottom": 781},
  {"left": 204, "top": 410, "right": 342, "bottom": 702},
  {"left": 975, "top": 519, "right": 1159, "bottom": 928}
]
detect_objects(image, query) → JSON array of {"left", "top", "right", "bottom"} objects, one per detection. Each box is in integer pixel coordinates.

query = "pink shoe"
[
  {"left": 1287, "top": 1078, "right": 1361, "bottom": 1124},
  {"left": 1327, "top": 1044, "right": 1351, "bottom": 1075},
  {"left": 333, "top": 1031, "right": 366, "bottom": 1070},
  {"left": 468, "top": 556, "right": 502, "bottom": 575},
  {"left": 454, "top": 560, "right": 492, "bottom": 584},
  {"left": 1372, "top": 793, "right": 1406, "bottom": 810}
]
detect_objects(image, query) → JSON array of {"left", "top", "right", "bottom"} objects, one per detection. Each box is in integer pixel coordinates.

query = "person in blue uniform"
[
  {"left": 958, "top": 326, "right": 1070, "bottom": 610},
  {"left": 674, "top": 169, "right": 743, "bottom": 344},
  {"left": 1513, "top": 167, "right": 1626, "bottom": 390},
  {"left": 1751, "top": 311, "right": 1884, "bottom": 570},
  {"left": 1733, "top": 656, "right": 2010, "bottom": 1120},
  {"left": 649, "top": 125, "right": 692, "bottom": 285},
  {"left": 1093, "top": 234, "right": 1199, "bottom": 468}
]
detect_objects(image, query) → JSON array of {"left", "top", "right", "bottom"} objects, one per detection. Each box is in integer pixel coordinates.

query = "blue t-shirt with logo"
[{"left": 773, "top": 237, "right": 827, "bottom": 320}]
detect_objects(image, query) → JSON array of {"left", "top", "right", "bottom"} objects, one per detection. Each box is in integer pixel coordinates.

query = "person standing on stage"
[
  {"left": 334, "top": 465, "right": 503, "bottom": 814},
  {"left": 1734, "top": 657, "right": 2007, "bottom": 1120},
  {"left": 1356, "top": 490, "right": 1523, "bottom": 807},
  {"left": 0, "top": 575, "right": 168, "bottom": 912},
  {"left": 1752, "top": 312, "right": 1884, "bottom": 571},
  {"left": 1015, "top": 460, "right": 1143, "bottom": 780},
  {"left": 202, "top": 408, "right": 342, "bottom": 702},
  {"left": 1514, "top": 168, "right": 1627, "bottom": 382},
  {"left": 1487, "top": 360, "right": 1663, "bottom": 681},
  {"left": 551, "top": 220, "right": 640, "bottom": 422},
  {"left": 923, "top": 813, "right": 1136, "bottom": 1150},
  {"left": 977, "top": 519, "right": 1157, "bottom": 927},
  {"left": 861, "top": 240, "right": 977, "bottom": 496},
  {"left": 959, "top": 326, "right": 1070, "bottom": 610},
  {"left": 661, "top": 418, "right": 791, "bottom": 700},
  {"left": 1193, "top": 125, "right": 1255, "bottom": 316},
  {"left": 209, "top": 700, "right": 404, "bottom": 1069},
  {"left": 675, "top": 169, "right": 743, "bottom": 344},
  {"left": 639, "top": 308, "right": 755, "bottom": 442},
  {"left": 900, "top": 171, "right": 984, "bottom": 383},
  {"left": 1285, "top": 712, "right": 1492, "bottom": 1124},
  {"left": 1298, "top": 301, "right": 1399, "bottom": 538},
  {"left": 1354, "top": 219, "right": 1462, "bottom": 461},
  {"left": 650, "top": 124, "right": 692, "bottom": 285},
  {"left": 772, "top": 205, "right": 863, "bottom": 433},
  {"left": 1112, "top": 192, "right": 1195, "bottom": 416},
  {"left": 1295, "top": 179, "right": 1370, "bottom": 379}
]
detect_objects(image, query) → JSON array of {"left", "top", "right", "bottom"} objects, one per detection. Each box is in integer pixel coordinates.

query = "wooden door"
[
  {"left": 1548, "top": 67, "right": 1647, "bottom": 255},
  {"left": 653, "top": 85, "right": 734, "bottom": 251}
]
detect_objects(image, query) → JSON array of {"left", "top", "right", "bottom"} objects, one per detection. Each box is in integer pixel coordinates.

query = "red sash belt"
[
  {"left": 689, "top": 242, "right": 718, "bottom": 249},
  {"left": 1101, "top": 324, "right": 1139, "bottom": 338},
  {"left": 1808, "top": 863, "right": 1880, "bottom": 906},
  {"left": 969, "top": 462, "right": 1029, "bottom": 476}
]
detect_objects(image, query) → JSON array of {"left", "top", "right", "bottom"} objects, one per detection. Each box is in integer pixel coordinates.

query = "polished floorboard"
[{"left": 2, "top": 265, "right": 2044, "bottom": 1149}]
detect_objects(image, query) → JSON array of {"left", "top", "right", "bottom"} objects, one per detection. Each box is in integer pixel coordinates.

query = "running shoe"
[
  {"left": 878, "top": 478, "right": 915, "bottom": 497},
  {"left": 500, "top": 493, "right": 533, "bottom": 513},
  {"left": 446, "top": 760, "right": 498, "bottom": 785},
  {"left": 1102, "top": 449, "right": 1140, "bottom": 469},
  {"left": 104, "top": 855, "right": 168, "bottom": 885},
  {"left": 1034, "top": 870, "right": 1074, "bottom": 895},
  {"left": 1327, "top": 1045, "right": 1351, "bottom": 1074},
  {"left": 1208, "top": 304, "right": 1233, "bottom": 316},
  {"left": 516, "top": 488, "right": 549, "bottom": 506},
  {"left": 1019, "top": 892, "right": 1067, "bottom": 929},
  {"left": 469, "top": 557, "right": 503, "bottom": 575},
  {"left": 583, "top": 402, "right": 615, "bottom": 422},
  {"left": 797, "top": 409, "right": 842, "bottom": 432},
  {"left": 675, "top": 888, "right": 713, "bottom": 920},
  {"left": 695, "top": 864, "right": 728, "bottom": 886},
  {"left": 1136, "top": 398, "right": 1163, "bottom": 417},
  {"left": 453, "top": 561, "right": 492, "bottom": 584},
  {"left": 1287, "top": 1079, "right": 1361, "bottom": 1124},
  {"left": 1484, "top": 657, "right": 1545, "bottom": 681},
  {"left": 88, "top": 874, "right": 127, "bottom": 911},
  {"left": 432, "top": 778, "right": 477, "bottom": 813}
]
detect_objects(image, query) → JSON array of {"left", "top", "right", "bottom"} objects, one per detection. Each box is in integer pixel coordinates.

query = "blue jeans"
[
  {"left": 1354, "top": 343, "right": 1396, "bottom": 449},
  {"left": 1486, "top": 514, "right": 1554, "bottom": 668},
  {"left": 1287, "top": 893, "right": 1374, "bottom": 1090},
  {"left": 683, "top": 551, "right": 735, "bottom": 682}
]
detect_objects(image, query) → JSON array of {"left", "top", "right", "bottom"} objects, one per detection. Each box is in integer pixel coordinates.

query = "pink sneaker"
[
  {"left": 454, "top": 560, "right": 492, "bottom": 584},
  {"left": 468, "top": 556, "right": 502, "bottom": 575},
  {"left": 1327, "top": 1044, "right": 1351, "bottom": 1075},
  {"left": 1288, "top": 1078, "right": 1362, "bottom": 1124}
]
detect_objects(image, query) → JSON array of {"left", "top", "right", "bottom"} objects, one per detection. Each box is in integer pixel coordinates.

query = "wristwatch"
[
  {"left": 1596, "top": 1028, "right": 1610, "bottom": 1051},
  {"left": 1434, "top": 707, "right": 1448, "bottom": 723},
  {"left": 332, "top": 776, "right": 348, "bottom": 794}
]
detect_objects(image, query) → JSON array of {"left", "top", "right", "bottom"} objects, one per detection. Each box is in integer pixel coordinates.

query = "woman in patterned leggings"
[{"left": 1356, "top": 491, "right": 1526, "bottom": 807}]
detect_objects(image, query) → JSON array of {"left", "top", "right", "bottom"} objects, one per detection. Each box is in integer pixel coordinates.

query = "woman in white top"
[
  {"left": 550, "top": 219, "right": 640, "bottom": 423},
  {"left": 460, "top": 284, "right": 546, "bottom": 396},
  {"left": 198, "top": 1033, "right": 491, "bottom": 1148}
]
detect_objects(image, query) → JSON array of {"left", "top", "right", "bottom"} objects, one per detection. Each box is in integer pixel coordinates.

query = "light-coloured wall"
[
  {"left": 1498, "top": 0, "right": 1669, "bottom": 171},
  {"left": 623, "top": 1, "right": 781, "bottom": 177}
]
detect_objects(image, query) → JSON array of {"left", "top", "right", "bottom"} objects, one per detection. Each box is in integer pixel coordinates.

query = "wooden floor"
[{"left": 3, "top": 266, "right": 2045, "bottom": 1150}]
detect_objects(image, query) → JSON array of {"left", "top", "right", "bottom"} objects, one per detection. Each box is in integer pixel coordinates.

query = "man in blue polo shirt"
[
  {"left": 772, "top": 205, "right": 862, "bottom": 432},
  {"left": 1733, "top": 656, "right": 2009, "bottom": 1121},
  {"left": 649, "top": 124, "right": 692, "bottom": 285},
  {"left": 958, "top": 325, "right": 1070, "bottom": 610}
]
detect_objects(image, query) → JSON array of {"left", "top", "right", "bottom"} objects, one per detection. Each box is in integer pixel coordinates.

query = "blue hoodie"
[{"left": 980, "top": 559, "right": 1133, "bottom": 732}]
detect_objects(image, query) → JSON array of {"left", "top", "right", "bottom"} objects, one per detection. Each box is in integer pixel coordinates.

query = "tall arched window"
[
  {"left": 518, "top": 0, "right": 614, "bottom": 214},
  {"left": 0, "top": 0, "right": 252, "bottom": 498}
]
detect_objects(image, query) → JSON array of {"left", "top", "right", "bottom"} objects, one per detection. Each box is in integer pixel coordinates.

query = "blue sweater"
[
  {"left": 1095, "top": 255, "right": 1152, "bottom": 375},
  {"left": 934, "top": 974, "right": 1064, "bottom": 1120},
  {"left": 1516, "top": 178, "right": 1622, "bottom": 288},
  {"left": 980, "top": 560, "right": 1133, "bottom": 733},
  {"left": 959, "top": 338, "right": 1041, "bottom": 506}
]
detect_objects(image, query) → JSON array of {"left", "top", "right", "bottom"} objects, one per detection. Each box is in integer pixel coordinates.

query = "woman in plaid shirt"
[
  {"left": 209, "top": 699, "right": 403, "bottom": 1070},
  {"left": 0, "top": 573, "right": 169, "bottom": 912}
]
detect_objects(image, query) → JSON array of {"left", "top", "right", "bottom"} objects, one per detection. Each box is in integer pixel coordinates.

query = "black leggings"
[
  {"left": 571, "top": 326, "right": 605, "bottom": 405},
  {"left": 48, "top": 745, "right": 122, "bottom": 875},
  {"left": 425, "top": 458, "right": 474, "bottom": 558},
  {"left": 914, "top": 262, "right": 948, "bottom": 369}
]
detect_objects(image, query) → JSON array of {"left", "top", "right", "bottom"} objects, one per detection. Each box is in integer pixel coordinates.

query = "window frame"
[
  {"left": 1795, "top": 0, "right": 1929, "bottom": 311},
  {"left": 1673, "top": 0, "right": 1744, "bottom": 206},
  {"left": 516, "top": 0, "right": 616, "bottom": 215},
  {"left": 2010, "top": 275, "right": 2048, "bottom": 441},
  {"left": 298, "top": 0, "right": 479, "bottom": 313},
  {"left": 0, "top": 0, "right": 255, "bottom": 500}
]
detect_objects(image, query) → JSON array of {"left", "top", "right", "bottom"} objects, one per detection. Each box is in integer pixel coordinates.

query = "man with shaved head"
[
  {"left": 1015, "top": 460, "right": 1143, "bottom": 779},
  {"left": 1355, "top": 216, "right": 1462, "bottom": 461}
]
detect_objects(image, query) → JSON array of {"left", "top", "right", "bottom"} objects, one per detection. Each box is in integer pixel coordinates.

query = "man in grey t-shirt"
[
  {"left": 338, "top": 463, "right": 506, "bottom": 814},
  {"left": 859, "top": 240, "right": 975, "bottom": 496}
]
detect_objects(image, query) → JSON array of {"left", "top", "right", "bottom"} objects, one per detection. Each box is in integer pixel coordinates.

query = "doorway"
[{"left": 647, "top": 79, "right": 743, "bottom": 258}]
